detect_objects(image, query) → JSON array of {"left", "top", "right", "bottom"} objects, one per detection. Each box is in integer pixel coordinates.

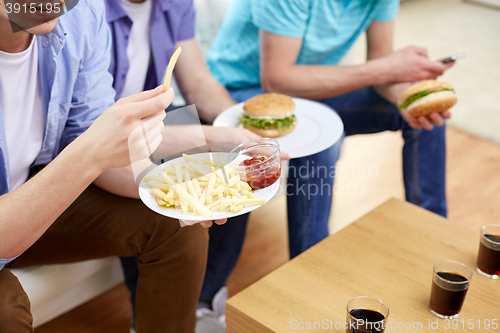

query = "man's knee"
[
  {"left": 0, "top": 269, "right": 33, "bottom": 333},
  {"left": 139, "top": 211, "right": 209, "bottom": 264},
  {"left": 161, "top": 222, "right": 209, "bottom": 261}
]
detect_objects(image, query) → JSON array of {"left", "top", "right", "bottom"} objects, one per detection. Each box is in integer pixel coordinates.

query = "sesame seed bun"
[
  {"left": 243, "top": 93, "right": 295, "bottom": 119},
  {"left": 242, "top": 122, "right": 296, "bottom": 138}
]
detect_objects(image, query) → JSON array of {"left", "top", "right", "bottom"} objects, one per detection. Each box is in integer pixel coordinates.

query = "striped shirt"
[{"left": 207, "top": 0, "right": 399, "bottom": 89}]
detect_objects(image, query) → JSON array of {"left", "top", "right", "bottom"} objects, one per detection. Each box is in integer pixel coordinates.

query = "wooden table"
[{"left": 226, "top": 198, "right": 500, "bottom": 332}]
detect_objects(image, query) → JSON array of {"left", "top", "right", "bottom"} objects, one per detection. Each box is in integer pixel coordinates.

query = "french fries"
[{"left": 146, "top": 153, "right": 266, "bottom": 217}]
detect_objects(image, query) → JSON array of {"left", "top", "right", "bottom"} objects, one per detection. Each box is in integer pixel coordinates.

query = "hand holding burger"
[
  {"left": 398, "top": 80, "right": 457, "bottom": 117},
  {"left": 397, "top": 80, "right": 457, "bottom": 131}
]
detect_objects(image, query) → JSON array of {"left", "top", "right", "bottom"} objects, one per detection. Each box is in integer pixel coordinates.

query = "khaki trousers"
[{"left": 1, "top": 184, "right": 208, "bottom": 333}]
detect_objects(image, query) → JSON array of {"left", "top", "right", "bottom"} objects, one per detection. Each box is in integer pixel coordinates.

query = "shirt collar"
[
  {"left": 106, "top": 0, "right": 173, "bottom": 22},
  {"left": 45, "top": 22, "right": 67, "bottom": 56},
  {"left": 105, "top": 0, "right": 129, "bottom": 23}
]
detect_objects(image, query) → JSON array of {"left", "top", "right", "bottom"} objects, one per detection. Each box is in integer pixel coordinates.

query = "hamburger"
[
  {"left": 398, "top": 80, "right": 457, "bottom": 117},
  {"left": 240, "top": 93, "right": 297, "bottom": 138}
]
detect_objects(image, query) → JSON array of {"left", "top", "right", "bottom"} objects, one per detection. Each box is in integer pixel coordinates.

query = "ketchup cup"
[{"left": 231, "top": 138, "right": 281, "bottom": 190}]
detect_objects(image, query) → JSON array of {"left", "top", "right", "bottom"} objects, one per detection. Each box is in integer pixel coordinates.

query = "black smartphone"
[{"left": 438, "top": 53, "right": 466, "bottom": 63}]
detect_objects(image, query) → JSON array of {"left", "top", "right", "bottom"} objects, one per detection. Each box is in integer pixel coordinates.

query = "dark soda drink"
[
  {"left": 346, "top": 309, "right": 386, "bottom": 333},
  {"left": 430, "top": 272, "right": 469, "bottom": 317},
  {"left": 477, "top": 234, "right": 500, "bottom": 277}
]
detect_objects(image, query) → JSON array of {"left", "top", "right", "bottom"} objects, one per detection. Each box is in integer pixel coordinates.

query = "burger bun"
[{"left": 243, "top": 93, "right": 295, "bottom": 118}]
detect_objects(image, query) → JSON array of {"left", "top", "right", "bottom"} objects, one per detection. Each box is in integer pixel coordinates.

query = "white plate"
[
  {"left": 213, "top": 98, "right": 344, "bottom": 159},
  {"left": 138, "top": 154, "right": 279, "bottom": 222}
]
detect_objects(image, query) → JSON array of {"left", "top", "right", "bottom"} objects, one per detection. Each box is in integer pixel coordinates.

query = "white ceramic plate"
[
  {"left": 213, "top": 98, "right": 344, "bottom": 159},
  {"left": 138, "top": 154, "right": 279, "bottom": 221}
]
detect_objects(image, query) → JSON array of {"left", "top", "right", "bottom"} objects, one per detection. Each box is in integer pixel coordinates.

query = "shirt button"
[
  {"left": 122, "top": 74, "right": 126, "bottom": 79},
  {"left": 43, "top": 36, "right": 50, "bottom": 47},
  {"left": 125, "top": 35, "right": 129, "bottom": 40}
]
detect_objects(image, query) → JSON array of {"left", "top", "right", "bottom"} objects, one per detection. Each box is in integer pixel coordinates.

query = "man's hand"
[
  {"left": 199, "top": 219, "right": 227, "bottom": 228},
  {"left": 374, "top": 82, "right": 451, "bottom": 131},
  {"left": 81, "top": 86, "right": 174, "bottom": 172},
  {"left": 203, "top": 126, "right": 260, "bottom": 146},
  {"left": 399, "top": 108, "right": 451, "bottom": 131},
  {"left": 203, "top": 126, "right": 291, "bottom": 160},
  {"left": 181, "top": 219, "right": 227, "bottom": 228},
  {"left": 393, "top": 83, "right": 451, "bottom": 130},
  {"left": 374, "top": 46, "right": 455, "bottom": 83}
]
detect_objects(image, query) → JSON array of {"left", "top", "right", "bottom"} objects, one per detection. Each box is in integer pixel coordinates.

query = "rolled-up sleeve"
[
  {"left": 252, "top": 0, "right": 311, "bottom": 38},
  {"left": 59, "top": 3, "right": 115, "bottom": 150}
]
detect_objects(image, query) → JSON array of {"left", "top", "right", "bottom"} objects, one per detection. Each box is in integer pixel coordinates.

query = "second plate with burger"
[{"left": 213, "top": 93, "right": 344, "bottom": 159}]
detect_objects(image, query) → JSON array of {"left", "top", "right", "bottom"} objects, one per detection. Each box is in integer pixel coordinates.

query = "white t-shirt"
[
  {"left": 0, "top": 37, "right": 45, "bottom": 191},
  {"left": 119, "top": 0, "right": 153, "bottom": 98}
]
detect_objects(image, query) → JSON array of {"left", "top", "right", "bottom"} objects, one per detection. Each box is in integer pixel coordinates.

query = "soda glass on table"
[
  {"left": 346, "top": 296, "right": 389, "bottom": 333},
  {"left": 429, "top": 260, "right": 472, "bottom": 319},
  {"left": 476, "top": 224, "right": 500, "bottom": 279}
]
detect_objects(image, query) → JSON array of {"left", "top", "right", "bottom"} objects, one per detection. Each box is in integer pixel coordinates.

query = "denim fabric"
[
  {"left": 286, "top": 145, "right": 342, "bottom": 257},
  {"left": 199, "top": 86, "right": 447, "bottom": 301},
  {"left": 119, "top": 256, "right": 139, "bottom": 323},
  {"left": 199, "top": 213, "right": 249, "bottom": 302}
]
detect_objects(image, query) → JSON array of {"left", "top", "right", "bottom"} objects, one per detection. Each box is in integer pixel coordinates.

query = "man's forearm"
[
  {"left": 94, "top": 165, "right": 146, "bottom": 200},
  {"left": 262, "top": 61, "right": 386, "bottom": 100},
  {"left": 0, "top": 138, "right": 102, "bottom": 258},
  {"left": 183, "top": 76, "right": 236, "bottom": 123},
  {"left": 173, "top": 39, "right": 237, "bottom": 123},
  {"left": 373, "top": 82, "right": 413, "bottom": 106}
]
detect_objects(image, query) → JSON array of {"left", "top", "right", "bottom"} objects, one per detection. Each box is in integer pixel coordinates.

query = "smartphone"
[{"left": 438, "top": 53, "right": 466, "bottom": 63}]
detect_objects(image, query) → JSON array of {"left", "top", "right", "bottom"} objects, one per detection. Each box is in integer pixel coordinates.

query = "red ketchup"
[{"left": 239, "top": 155, "right": 281, "bottom": 190}]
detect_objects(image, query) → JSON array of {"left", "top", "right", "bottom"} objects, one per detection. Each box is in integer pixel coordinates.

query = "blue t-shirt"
[{"left": 207, "top": 0, "right": 399, "bottom": 89}]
